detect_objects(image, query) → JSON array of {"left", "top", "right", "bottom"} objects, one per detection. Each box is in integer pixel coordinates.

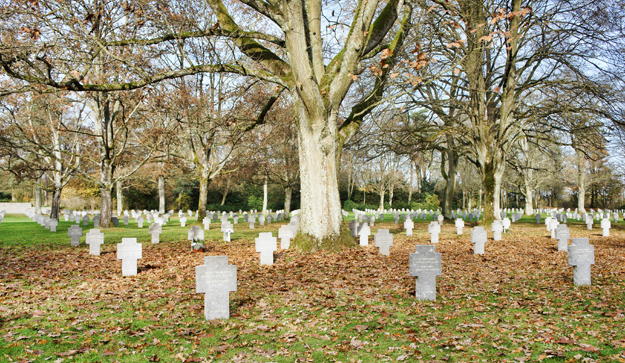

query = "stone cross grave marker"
[
  {"left": 409, "top": 245, "right": 442, "bottom": 301},
  {"left": 404, "top": 219, "right": 414, "bottom": 236},
  {"left": 137, "top": 216, "right": 144, "bottom": 228},
  {"left": 438, "top": 214, "right": 444, "bottom": 226},
  {"left": 111, "top": 216, "right": 119, "bottom": 227},
  {"left": 68, "top": 225, "right": 83, "bottom": 247},
  {"left": 278, "top": 225, "right": 295, "bottom": 249},
  {"left": 82, "top": 215, "right": 90, "bottom": 226},
  {"left": 203, "top": 216, "right": 211, "bottom": 230},
  {"left": 555, "top": 225, "right": 570, "bottom": 252},
  {"left": 221, "top": 214, "right": 229, "bottom": 224},
  {"left": 233, "top": 215, "right": 239, "bottom": 224},
  {"left": 93, "top": 215, "right": 100, "bottom": 228},
  {"left": 86, "top": 229, "right": 104, "bottom": 255},
  {"left": 502, "top": 218, "right": 511, "bottom": 232},
  {"left": 568, "top": 238, "right": 595, "bottom": 286},
  {"left": 123, "top": 215, "right": 129, "bottom": 226},
  {"left": 492, "top": 221, "right": 503, "bottom": 241},
  {"left": 374, "top": 229, "right": 393, "bottom": 256},
  {"left": 255, "top": 232, "right": 277, "bottom": 265},
  {"left": 117, "top": 238, "right": 142, "bottom": 276},
  {"left": 221, "top": 221, "right": 234, "bottom": 242},
  {"left": 49, "top": 219, "right": 58, "bottom": 232},
  {"left": 601, "top": 218, "right": 611, "bottom": 237},
  {"left": 188, "top": 226, "right": 204, "bottom": 241},
  {"left": 349, "top": 220, "right": 358, "bottom": 237},
  {"left": 428, "top": 221, "right": 440, "bottom": 243},
  {"left": 549, "top": 219, "right": 559, "bottom": 239},
  {"left": 212, "top": 213, "right": 218, "bottom": 223},
  {"left": 369, "top": 215, "right": 375, "bottom": 227},
  {"left": 358, "top": 223, "right": 370, "bottom": 246},
  {"left": 586, "top": 216, "right": 593, "bottom": 230},
  {"left": 259, "top": 214, "right": 265, "bottom": 226},
  {"left": 455, "top": 219, "right": 464, "bottom": 235},
  {"left": 248, "top": 215, "right": 256, "bottom": 229},
  {"left": 266, "top": 215, "right": 272, "bottom": 224},
  {"left": 471, "top": 227, "right": 487, "bottom": 255},
  {"left": 180, "top": 215, "right": 187, "bottom": 227},
  {"left": 196, "top": 256, "right": 237, "bottom": 320},
  {"left": 149, "top": 223, "right": 162, "bottom": 244}
]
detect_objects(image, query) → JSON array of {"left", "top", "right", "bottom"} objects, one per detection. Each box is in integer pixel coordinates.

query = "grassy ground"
[{"left": 0, "top": 213, "right": 623, "bottom": 362}]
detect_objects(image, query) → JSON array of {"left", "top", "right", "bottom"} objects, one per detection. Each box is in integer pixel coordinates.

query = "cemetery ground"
[{"left": 0, "top": 214, "right": 624, "bottom": 362}]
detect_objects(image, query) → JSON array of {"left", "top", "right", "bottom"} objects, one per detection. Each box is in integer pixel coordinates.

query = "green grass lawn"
[{"left": 0, "top": 212, "right": 623, "bottom": 362}]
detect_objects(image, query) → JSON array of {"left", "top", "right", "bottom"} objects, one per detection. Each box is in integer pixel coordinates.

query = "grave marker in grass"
[
  {"left": 196, "top": 256, "right": 237, "bottom": 320},
  {"left": 117, "top": 238, "right": 142, "bottom": 276},
  {"left": 409, "top": 245, "right": 442, "bottom": 301},
  {"left": 568, "top": 238, "right": 594, "bottom": 286}
]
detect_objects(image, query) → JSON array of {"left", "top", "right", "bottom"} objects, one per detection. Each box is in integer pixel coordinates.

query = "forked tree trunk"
[
  {"left": 284, "top": 186, "right": 292, "bottom": 216},
  {"left": 158, "top": 176, "right": 165, "bottom": 214},
  {"left": 293, "top": 112, "right": 343, "bottom": 246}
]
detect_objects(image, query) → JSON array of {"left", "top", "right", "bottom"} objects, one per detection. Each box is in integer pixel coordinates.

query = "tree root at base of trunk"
[{"left": 291, "top": 224, "right": 357, "bottom": 252}]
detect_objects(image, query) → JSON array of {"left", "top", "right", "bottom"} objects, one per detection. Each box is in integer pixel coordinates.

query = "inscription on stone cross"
[
  {"left": 568, "top": 238, "right": 595, "bottom": 286},
  {"left": 196, "top": 256, "right": 237, "bottom": 320},
  {"left": 409, "top": 245, "right": 442, "bottom": 301},
  {"left": 86, "top": 229, "right": 104, "bottom": 255},
  {"left": 68, "top": 225, "right": 83, "bottom": 247},
  {"left": 117, "top": 238, "right": 142, "bottom": 276},
  {"left": 374, "top": 229, "right": 393, "bottom": 256}
]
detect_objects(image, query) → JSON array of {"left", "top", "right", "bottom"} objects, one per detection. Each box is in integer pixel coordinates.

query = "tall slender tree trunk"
[
  {"left": 262, "top": 175, "right": 268, "bottom": 213},
  {"left": 116, "top": 180, "right": 123, "bottom": 213},
  {"left": 389, "top": 184, "right": 394, "bottom": 207},
  {"left": 442, "top": 149, "right": 458, "bottom": 220},
  {"left": 158, "top": 176, "right": 165, "bottom": 214},
  {"left": 524, "top": 181, "right": 534, "bottom": 215},
  {"left": 284, "top": 186, "right": 292, "bottom": 216},
  {"left": 468, "top": 191, "right": 472, "bottom": 210},
  {"left": 99, "top": 158, "right": 114, "bottom": 227},
  {"left": 51, "top": 189, "right": 62, "bottom": 221},
  {"left": 43, "top": 175, "right": 49, "bottom": 207},
  {"left": 577, "top": 151, "right": 586, "bottom": 213},
  {"left": 35, "top": 184, "right": 41, "bottom": 214},
  {"left": 379, "top": 189, "right": 385, "bottom": 211},
  {"left": 408, "top": 160, "right": 414, "bottom": 204},
  {"left": 197, "top": 169, "right": 209, "bottom": 221},
  {"left": 220, "top": 178, "right": 230, "bottom": 206}
]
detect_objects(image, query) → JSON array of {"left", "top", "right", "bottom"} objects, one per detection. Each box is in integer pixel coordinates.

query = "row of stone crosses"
[{"left": 21, "top": 206, "right": 599, "bottom": 321}]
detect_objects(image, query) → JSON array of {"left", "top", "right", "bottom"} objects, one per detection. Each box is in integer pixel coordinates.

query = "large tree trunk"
[
  {"left": 292, "top": 112, "right": 343, "bottom": 247},
  {"left": 116, "top": 180, "right": 123, "bottom": 213},
  {"left": 284, "top": 185, "right": 292, "bottom": 216},
  {"left": 35, "top": 183, "right": 41, "bottom": 214},
  {"left": 197, "top": 168, "right": 209, "bottom": 221},
  {"left": 262, "top": 175, "right": 268, "bottom": 213},
  {"left": 50, "top": 188, "right": 62, "bottom": 221},
  {"left": 379, "top": 189, "right": 385, "bottom": 211},
  {"left": 442, "top": 149, "right": 458, "bottom": 220},
  {"left": 158, "top": 176, "right": 165, "bottom": 214},
  {"left": 524, "top": 181, "right": 534, "bottom": 215}
]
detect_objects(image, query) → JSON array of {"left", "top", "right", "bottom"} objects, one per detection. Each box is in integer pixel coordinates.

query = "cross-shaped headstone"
[
  {"left": 86, "top": 229, "right": 104, "bottom": 255},
  {"left": 409, "top": 245, "right": 442, "bottom": 301},
  {"left": 123, "top": 215, "right": 129, "bottom": 226},
  {"left": 111, "top": 216, "right": 119, "bottom": 227},
  {"left": 82, "top": 215, "right": 90, "bottom": 226},
  {"left": 374, "top": 229, "right": 393, "bottom": 256},
  {"left": 259, "top": 214, "right": 265, "bottom": 226},
  {"left": 492, "top": 221, "right": 503, "bottom": 241},
  {"left": 188, "top": 226, "right": 204, "bottom": 241},
  {"left": 568, "top": 238, "right": 595, "bottom": 286},
  {"left": 117, "top": 238, "right": 142, "bottom": 276},
  {"left": 137, "top": 216, "right": 144, "bottom": 228},
  {"left": 404, "top": 219, "right": 414, "bottom": 236},
  {"left": 601, "top": 218, "right": 611, "bottom": 237},
  {"left": 180, "top": 215, "right": 187, "bottom": 227},
  {"left": 349, "top": 219, "right": 358, "bottom": 237},
  {"left": 555, "top": 225, "right": 570, "bottom": 252},
  {"left": 149, "top": 223, "right": 162, "bottom": 244},
  {"left": 502, "top": 218, "right": 511, "bottom": 232},
  {"left": 455, "top": 218, "right": 464, "bottom": 235},
  {"left": 471, "top": 226, "right": 487, "bottom": 255},
  {"left": 278, "top": 225, "right": 295, "bottom": 249},
  {"left": 221, "top": 221, "right": 234, "bottom": 242},
  {"left": 428, "top": 221, "right": 440, "bottom": 243},
  {"left": 357, "top": 223, "right": 370, "bottom": 246},
  {"left": 68, "top": 225, "right": 83, "bottom": 246},
  {"left": 196, "top": 256, "right": 237, "bottom": 320},
  {"left": 438, "top": 214, "right": 444, "bottom": 226},
  {"left": 49, "top": 219, "right": 59, "bottom": 232},
  {"left": 248, "top": 215, "right": 256, "bottom": 229},
  {"left": 586, "top": 217, "right": 593, "bottom": 230},
  {"left": 255, "top": 232, "right": 277, "bottom": 265}
]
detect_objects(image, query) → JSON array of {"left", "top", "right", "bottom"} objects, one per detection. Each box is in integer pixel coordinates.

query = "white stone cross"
[
  {"left": 555, "top": 225, "right": 570, "bottom": 252},
  {"left": 601, "top": 218, "right": 611, "bottom": 237},
  {"left": 278, "top": 225, "right": 295, "bottom": 249},
  {"left": 221, "top": 221, "right": 234, "bottom": 242},
  {"left": 374, "top": 229, "right": 393, "bottom": 256},
  {"left": 137, "top": 216, "right": 144, "bottom": 228},
  {"left": 202, "top": 216, "right": 211, "bottom": 230},
  {"left": 149, "top": 223, "right": 162, "bottom": 244},
  {"left": 68, "top": 225, "right": 83, "bottom": 247},
  {"left": 86, "top": 229, "right": 104, "bottom": 255},
  {"left": 428, "top": 221, "right": 440, "bottom": 243},
  {"left": 196, "top": 256, "right": 237, "bottom": 320},
  {"left": 255, "top": 232, "right": 277, "bottom": 265},
  {"left": 492, "top": 221, "right": 503, "bottom": 241},
  {"left": 471, "top": 227, "right": 487, "bottom": 255},
  {"left": 357, "top": 223, "right": 370, "bottom": 246},
  {"left": 116, "top": 238, "right": 142, "bottom": 276},
  {"left": 180, "top": 215, "right": 187, "bottom": 227},
  {"left": 49, "top": 219, "right": 58, "bottom": 232},
  {"left": 188, "top": 226, "right": 204, "bottom": 241},
  {"left": 404, "top": 219, "right": 414, "bottom": 236},
  {"left": 455, "top": 218, "right": 464, "bottom": 235},
  {"left": 248, "top": 215, "right": 256, "bottom": 229},
  {"left": 549, "top": 219, "right": 559, "bottom": 239},
  {"left": 437, "top": 214, "right": 444, "bottom": 226},
  {"left": 123, "top": 215, "right": 129, "bottom": 226},
  {"left": 586, "top": 216, "right": 593, "bottom": 230},
  {"left": 502, "top": 218, "right": 511, "bottom": 232},
  {"left": 568, "top": 238, "right": 594, "bottom": 286},
  {"left": 409, "top": 245, "right": 442, "bottom": 301}
]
